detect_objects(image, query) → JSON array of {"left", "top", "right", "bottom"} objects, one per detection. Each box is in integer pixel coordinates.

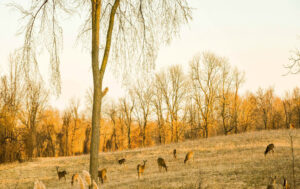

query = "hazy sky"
[{"left": 0, "top": 0, "right": 300, "bottom": 110}]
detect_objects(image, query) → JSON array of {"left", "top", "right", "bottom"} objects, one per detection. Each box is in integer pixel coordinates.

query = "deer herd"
[
  {"left": 33, "top": 149, "right": 194, "bottom": 189},
  {"left": 33, "top": 136, "right": 294, "bottom": 189}
]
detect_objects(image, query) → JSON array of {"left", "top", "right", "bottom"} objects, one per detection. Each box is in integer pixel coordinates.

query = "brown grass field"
[{"left": 0, "top": 129, "right": 299, "bottom": 189}]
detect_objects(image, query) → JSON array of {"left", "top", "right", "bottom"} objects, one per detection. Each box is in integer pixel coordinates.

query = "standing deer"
[
  {"left": 98, "top": 168, "right": 107, "bottom": 183},
  {"left": 173, "top": 149, "right": 177, "bottom": 159},
  {"left": 56, "top": 166, "right": 67, "bottom": 180},
  {"left": 137, "top": 160, "right": 147, "bottom": 179}
]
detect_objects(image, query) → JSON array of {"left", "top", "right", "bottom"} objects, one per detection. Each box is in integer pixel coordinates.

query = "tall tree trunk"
[
  {"left": 89, "top": 0, "right": 121, "bottom": 184},
  {"left": 90, "top": 0, "right": 101, "bottom": 183}
]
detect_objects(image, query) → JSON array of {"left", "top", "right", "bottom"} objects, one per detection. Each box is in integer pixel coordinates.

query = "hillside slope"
[{"left": 0, "top": 129, "right": 299, "bottom": 189}]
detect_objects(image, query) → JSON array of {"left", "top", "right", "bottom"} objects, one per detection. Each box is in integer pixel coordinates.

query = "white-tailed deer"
[
  {"left": 283, "top": 177, "right": 290, "bottom": 189},
  {"left": 71, "top": 173, "right": 85, "bottom": 189},
  {"left": 56, "top": 166, "right": 67, "bottom": 180},
  {"left": 157, "top": 157, "right": 168, "bottom": 172},
  {"left": 98, "top": 168, "right": 107, "bottom": 183},
  {"left": 137, "top": 160, "right": 147, "bottom": 179},
  {"left": 266, "top": 176, "right": 276, "bottom": 189},
  {"left": 173, "top": 149, "right": 177, "bottom": 159},
  {"left": 264, "top": 144, "right": 274, "bottom": 156},
  {"left": 184, "top": 151, "right": 194, "bottom": 164},
  {"left": 118, "top": 158, "right": 126, "bottom": 165},
  {"left": 33, "top": 180, "right": 46, "bottom": 189},
  {"left": 82, "top": 170, "right": 91, "bottom": 186}
]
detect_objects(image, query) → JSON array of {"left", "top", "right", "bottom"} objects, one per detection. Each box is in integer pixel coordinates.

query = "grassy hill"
[{"left": 0, "top": 129, "right": 299, "bottom": 189}]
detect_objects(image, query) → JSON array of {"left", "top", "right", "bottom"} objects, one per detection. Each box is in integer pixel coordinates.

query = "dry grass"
[{"left": 0, "top": 129, "right": 299, "bottom": 189}]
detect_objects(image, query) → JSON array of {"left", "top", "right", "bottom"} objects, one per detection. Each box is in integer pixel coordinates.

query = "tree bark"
[
  {"left": 90, "top": 0, "right": 120, "bottom": 184},
  {"left": 90, "top": 0, "right": 101, "bottom": 183}
]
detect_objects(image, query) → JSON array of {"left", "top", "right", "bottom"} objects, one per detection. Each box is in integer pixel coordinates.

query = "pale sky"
[{"left": 0, "top": 0, "right": 300, "bottom": 110}]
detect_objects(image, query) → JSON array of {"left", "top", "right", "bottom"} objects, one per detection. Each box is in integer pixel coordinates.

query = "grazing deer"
[
  {"left": 82, "top": 170, "right": 91, "bottom": 186},
  {"left": 56, "top": 166, "right": 67, "bottom": 180},
  {"left": 283, "top": 177, "right": 290, "bottom": 189},
  {"left": 266, "top": 176, "right": 277, "bottom": 189},
  {"left": 184, "top": 151, "right": 194, "bottom": 164},
  {"left": 173, "top": 149, "right": 177, "bottom": 159},
  {"left": 118, "top": 158, "right": 126, "bottom": 165},
  {"left": 71, "top": 173, "right": 85, "bottom": 189},
  {"left": 264, "top": 144, "right": 275, "bottom": 156},
  {"left": 98, "top": 168, "right": 107, "bottom": 184},
  {"left": 137, "top": 160, "right": 147, "bottom": 179},
  {"left": 33, "top": 180, "right": 46, "bottom": 189},
  {"left": 157, "top": 157, "right": 168, "bottom": 172}
]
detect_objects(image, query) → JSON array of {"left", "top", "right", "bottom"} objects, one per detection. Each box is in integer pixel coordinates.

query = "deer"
[
  {"left": 33, "top": 180, "right": 46, "bottom": 189},
  {"left": 71, "top": 173, "right": 85, "bottom": 189},
  {"left": 173, "top": 149, "right": 177, "bottom": 159},
  {"left": 71, "top": 171, "right": 98, "bottom": 189},
  {"left": 283, "top": 177, "right": 290, "bottom": 189},
  {"left": 118, "top": 158, "right": 126, "bottom": 165},
  {"left": 184, "top": 151, "right": 194, "bottom": 164},
  {"left": 266, "top": 176, "right": 277, "bottom": 189},
  {"left": 56, "top": 166, "right": 67, "bottom": 181},
  {"left": 264, "top": 144, "right": 275, "bottom": 156},
  {"left": 98, "top": 168, "right": 107, "bottom": 184},
  {"left": 82, "top": 170, "right": 91, "bottom": 186},
  {"left": 137, "top": 160, "right": 147, "bottom": 179},
  {"left": 157, "top": 157, "right": 168, "bottom": 172}
]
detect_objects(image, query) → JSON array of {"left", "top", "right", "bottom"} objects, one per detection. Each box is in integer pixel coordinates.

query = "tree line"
[{"left": 0, "top": 52, "right": 299, "bottom": 163}]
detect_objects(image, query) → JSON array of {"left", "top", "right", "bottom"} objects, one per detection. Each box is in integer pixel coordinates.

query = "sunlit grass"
[{"left": 0, "top": 129, "right": 299, "bottom": 188}]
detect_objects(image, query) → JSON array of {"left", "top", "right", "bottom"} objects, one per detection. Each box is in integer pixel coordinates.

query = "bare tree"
[
  {"left": 20, "top": 80, "right": 49, "bottom": 159},
  {"left": 0, "top": 52, "right": 24, "bottom": 163},
  {"left": 132, "top": 79, "right": 153, "bottom": 146},
  {"left": 152, "top": 80, "right": 166, "bottom": 144},
  {"left": 218, "top": 60, "right": 233, "bottom": 135},
  {"left": 231, "top": 68, "right": 245, "bottom": 133},
  {"left": 155, "top": 65, "right": 187, "bottom": 142},
  {"left": 190, "top": 52, "right": 222, "bottom": 138},
  {"left": 104, "top": 100, "right": 119, "bottom": 151},
  {"left": 15, "top": 0, "right": 192, "bottom": 181},
  {"left": 119, "top": 97, "right": 135, "bottom": 149},
  {"left": 285, "top": 49, "right": 300, "bottom": 74},
  {"left": 255, "top": 87, "right": 274, "bottom": 130},
  {"left": 184, "top": 98, "right": 201, "bottom": 139},
  {"left": 69, "top": 98, "right": 80, "bottom": 155}
]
